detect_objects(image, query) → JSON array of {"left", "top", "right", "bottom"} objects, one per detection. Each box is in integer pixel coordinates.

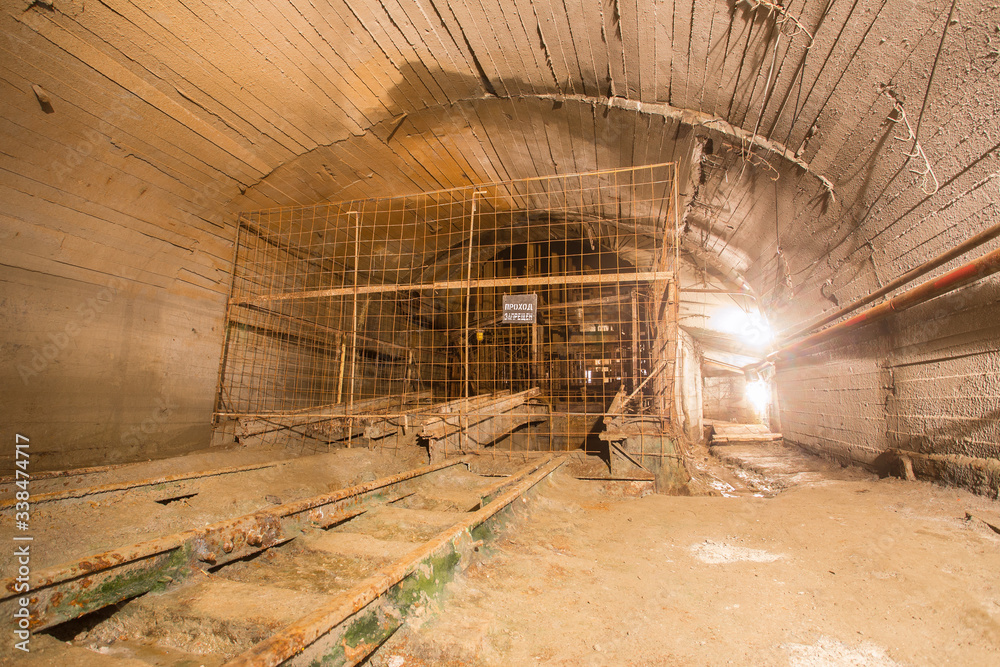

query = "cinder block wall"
[{"left": 777, "top": 279, "right": 1000, "bottom": 498}]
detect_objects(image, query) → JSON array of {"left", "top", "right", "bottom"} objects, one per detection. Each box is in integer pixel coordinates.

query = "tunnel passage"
[{"left": 215, "top": 164, "right": 686, "bottom": 485}]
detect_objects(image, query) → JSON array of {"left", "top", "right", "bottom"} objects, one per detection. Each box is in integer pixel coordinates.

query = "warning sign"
[{"left": 502, "top": 294, "right": 537, "bottom": 324}]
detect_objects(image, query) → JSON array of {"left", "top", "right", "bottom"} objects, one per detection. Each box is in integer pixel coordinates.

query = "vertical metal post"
[
  {"left": 464, "top": 193, "right": 481, "bottom": 399},
  {"left": 336, "top": 340, "right": 346, "bottom": 404},
  {"left": 630, "top": 288, "right": 640, "bottom": 394},
  {"left": 348, "top": 211, "right": 360, "bottom": 422},
  {"left": 212, "top": 213, "right": 246, "bottom": 433}
]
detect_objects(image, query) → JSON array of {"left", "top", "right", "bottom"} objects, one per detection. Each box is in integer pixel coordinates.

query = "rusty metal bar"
[
  {"left": 778, "top": 220, "right": 1000, "bottom": 343},
  {"left": 218, "top": 392, "right": 433, "bottom": 421},
  {"left": 363, "top": 391, "right": 519, "bottom": 445},
  {"left": 421, "top": 388, "right": 541, "bottom": 438},
  {"left": 422, "top": 389, "right": 547, "bottom": 461},
  {"left": 232, "top": 271, "right": 674, "bottom": 305},
  {"left": 224, "top": 456, "right": 566, "bottom": 667},
  {"left": 0, "top": 461, "right": 283, "bottom": 509},
  {"left": 0, "top": 458, "right": 140, "bottom": 484},
  {"left": 770, "top": 243, "right": 1000, "bottom": 361},
  {"left": 470, "top": 454, "right": 555, "bottom": 506},
  {"left": 0, "top": 458, "right": 468, "bottom": 631}
]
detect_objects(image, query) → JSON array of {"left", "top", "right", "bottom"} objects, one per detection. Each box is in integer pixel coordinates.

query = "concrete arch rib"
[{"left": 233, "top": 94, "right": 835, "bottom": 212}]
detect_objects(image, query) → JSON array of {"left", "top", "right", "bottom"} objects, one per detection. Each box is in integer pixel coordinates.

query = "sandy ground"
[
  {"left": 368, "top": 443, "right": 1000, "bottom": 666},
  {"left": 6, "top": 439, "right": 1000, "bottom": 666}
]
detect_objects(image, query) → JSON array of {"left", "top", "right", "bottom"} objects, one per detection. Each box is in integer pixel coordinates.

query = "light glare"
[{"left": 746, "top": 380, "right": 771, "bottom": 415}]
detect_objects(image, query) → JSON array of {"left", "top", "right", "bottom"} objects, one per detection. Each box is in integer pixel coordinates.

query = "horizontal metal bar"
[
  {"left": 778, "top": 219, "right": 1000, "bottom": 342},
  {"left": 232, "top": 271, "right": 675, "bottom": 305},
  {"left": 228, "top": 302, "right": 413, "bottom": 354},
  {"left": 770, "top": 244, "right": 1000, "bottom": 361},
  {"left": 241, "top": 161, "right": 674, "bottom": 214},
  {"left": 0, "top": 461, "right": 283, "bottom": 509},
  {"left": 225, "top": 393, "right": 433, "bottom": 426}
]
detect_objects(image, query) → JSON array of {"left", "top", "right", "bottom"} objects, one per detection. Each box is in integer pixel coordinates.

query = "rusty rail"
[
  {"left": 778, "top": 219, "right": 1000, "bottom": 343},
  {"left": 1, "top": 457, "right": 468, "bottom": 632},
  {"left": 0, "top": 461, "right": 284, "bottom": 509},
  {"left": 225, "top": 455, "right": 565, "bottom": 667}
]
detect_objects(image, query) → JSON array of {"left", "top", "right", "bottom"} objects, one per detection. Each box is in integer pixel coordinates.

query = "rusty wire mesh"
[{"left": 215, "top": 164, "right": 679, "bottom": 465}]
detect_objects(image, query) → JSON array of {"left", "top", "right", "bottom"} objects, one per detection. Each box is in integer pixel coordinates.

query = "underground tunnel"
[{"left": 2, "top": 0, "right": 999, "bottom": 664}]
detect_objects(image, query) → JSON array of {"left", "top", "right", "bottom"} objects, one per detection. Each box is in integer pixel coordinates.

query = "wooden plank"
[
  {"left": 563, "top": 0, "right": 608, "bottom": 98},
  {"left": 176, "top": 0, "right": 358, "bottom": 142},
  {"left": 535, "top": 0, "right": 588, "bottom": 94},
  {"left": 667, "top": 0, "right": 693, "bottom": 109},
  {"left": 632, "top": 0, "right": 657, "bottom": 101},
  {"left": 602, "top": 0, "right": 631, "bottom": 98},
  {"left": 255, "top": 1, "right": 390, "bottom": 126},
  {"left": 0, "top": 36, "right": 269, "bottom": 200},
  {"left": 493, "top": 0, "right": 554, "bottom": 93},
  {"left": 684, "top": 0, "right": 718, "bottom": 112},
  {"left": 0, "top": 180, "right": 229, "bottom": 288},
  {"left": 82, "top": 0, "right": 305, "bottom": 160},
  {"left": 512, "top": 0, "right": 565, "bottom": 91},
  {"left": 0, "top": 63, "right": 249, "bottom": 236}
]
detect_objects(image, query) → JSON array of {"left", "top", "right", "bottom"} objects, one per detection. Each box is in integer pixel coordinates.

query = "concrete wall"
[
  {"left": 675, "top": 330, "right": 704, "bottom": 442},
  {"left": 777, "top": 278, "right": 1000, "bottom": 498},
  {"left": 703, "top": 376, "right": 755, "bottom": 424},
  {"left": 0, "top": 9, "right": 241, "bottom": 470}
]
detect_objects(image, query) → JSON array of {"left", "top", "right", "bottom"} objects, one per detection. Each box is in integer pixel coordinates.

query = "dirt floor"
[
  {"left": 8, "top": 438, "right": 1000, "bottom": 666},
  {"left": 367, "top": 442, "right": 1000, "bottom": 666}
]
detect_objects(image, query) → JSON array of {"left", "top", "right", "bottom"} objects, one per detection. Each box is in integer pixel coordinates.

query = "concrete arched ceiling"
[
  {"left": 191, "top": 0, "right": 996, "bottom": 344},
  {"left": 8, "top": 0, "right": 997, "bottom": 327},
  {"left": 4, "top": 0, "right": 999, "bottom": 462}
]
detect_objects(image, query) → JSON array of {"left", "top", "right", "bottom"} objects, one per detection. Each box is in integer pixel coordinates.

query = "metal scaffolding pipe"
[
  {"left": 770, "top": 243, "right": 1000, "bottom": 362},
  {"left": 779, "top": 220, "right": 1000, "bottom": 342}
]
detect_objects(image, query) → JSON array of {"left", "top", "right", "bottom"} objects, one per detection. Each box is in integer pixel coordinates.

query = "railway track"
[{"left": 3, "top": 454, "right": 565, "bottom": 666}]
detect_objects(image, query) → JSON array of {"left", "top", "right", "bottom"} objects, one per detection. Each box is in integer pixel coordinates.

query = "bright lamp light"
[
  {"left": 714, "top": 306, "right": 772, "bottom": 347},
  {"left": 745, "top": 379, "right": 771, "bottom": 415}
]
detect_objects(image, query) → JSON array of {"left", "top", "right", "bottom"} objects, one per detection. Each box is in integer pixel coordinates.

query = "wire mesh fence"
[{"left": 215, "top": 163, "right": 679, "bottom": 465}]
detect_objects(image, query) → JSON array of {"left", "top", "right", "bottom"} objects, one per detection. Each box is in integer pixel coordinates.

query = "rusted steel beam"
[
  {"left": 779, "top": 220, "right": 1000, "bottom": 343},
  {"left": 225, "top": 455, "right": 565, "bottom": 667},
  {"left": 430, "top": 390, "right": 514, "bottom": 414},
  {"left": 0, "top": 461, "right": 283, "bottom": 509},
  {"left": 423, "top": 393, "right": 549, "bottom": 462},
  {"left": 234, "top": 271, "right": 673, "bottom": 305},
  {"left": 362, "top": 392, "right": 506, "bottom": 442},
  {"left": 420, "top": 388, "right": 542, "bottom": 439},
  {"left": 770, "top": 244, "right": 1000, "bottom": 361},
  {"left": 363, "top": 391, "right": 519, "bottom": 444},
  {"left": 470, "top": 455, "right": 555, "bottom": 507},
  {"left": 0, "top": 458, "right": 468, "bottom": 632},
  {"left": 229, "top": 392, "right": 432, "bottom": 437}
]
